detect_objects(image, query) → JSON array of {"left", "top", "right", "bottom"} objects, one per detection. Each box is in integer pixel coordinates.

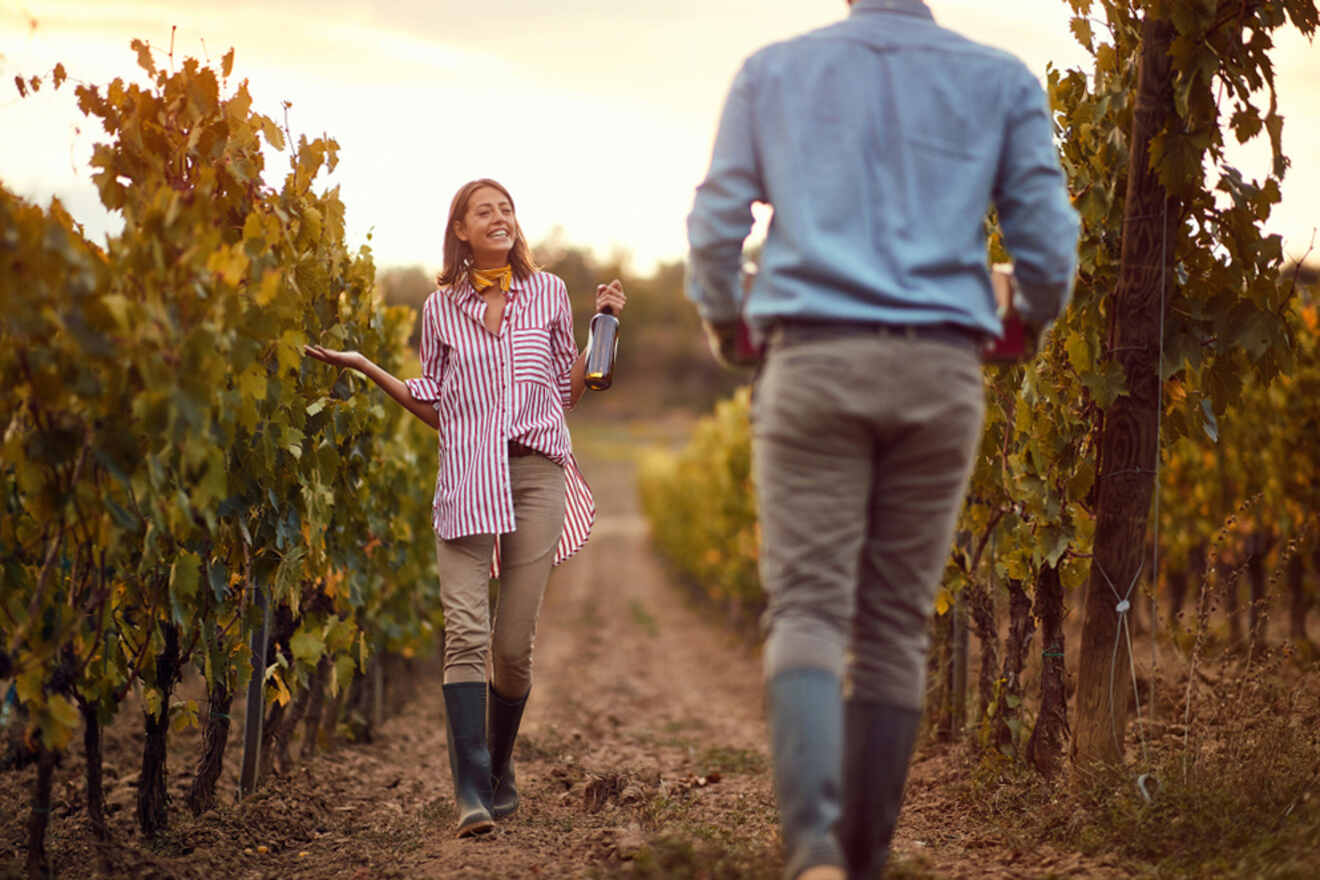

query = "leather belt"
[
  {"left": 508, "top": 440, "right": 539, "bottom": 458},
  {"left": 773, "top": 319, "right": 986, "bottom": 352}
]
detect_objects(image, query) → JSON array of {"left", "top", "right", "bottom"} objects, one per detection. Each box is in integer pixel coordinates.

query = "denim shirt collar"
[{"left": 850, "top": 0, "right": 934, "bottom": 21}]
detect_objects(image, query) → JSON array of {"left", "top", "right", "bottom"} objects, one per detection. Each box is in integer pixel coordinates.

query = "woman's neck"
[{"left": 470, "top": 251, "right": 510, "bottom": 270}]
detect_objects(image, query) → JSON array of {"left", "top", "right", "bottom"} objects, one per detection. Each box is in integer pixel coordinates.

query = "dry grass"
[{"left": 956, "top": 646, "right": 1320, "bottom": 878}]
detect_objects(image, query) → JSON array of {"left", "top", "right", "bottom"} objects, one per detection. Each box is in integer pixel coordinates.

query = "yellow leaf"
[
  {"left": 170, "top": 699, "right": 200, "bottom": 733},
  {"left": 143, "top": 687, "right": 163, "bottom": 721},
  {"left": 238, "top": 365, "right": 267, "bottom": 402},
  {"left": 255, "top": 269, "right": 281, "bottom": 306},
  {"left": 48, "top": 694, "right": 80, "bottom": 730},
  {"left": 206, "top": 244, "right": 249, "bottom": 287},
  {"left": 16, "top": 665, "right": 45, "bottom": 706},
  {"left": 934, "top": 587, "right": 953, "bottom": 617},
  {"left": 268, "top": 669, "right": 292, "bottom": 707},
  {"left": 101, "top": 293, "right": 132, "bottom": 330},
  {"left": 276, "top": 329, "right": 305, "bottom": 375},
  {"left": 39, "top": 695, "right": 81, "bottom": 751}
]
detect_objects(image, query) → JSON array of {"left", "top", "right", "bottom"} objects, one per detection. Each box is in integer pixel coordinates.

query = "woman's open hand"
[
  {"left": 595, "top": 279, "right": 627, "bottom": 316},
  {"left": 303, "top": 344, "right": 365, "bottom": 372}
]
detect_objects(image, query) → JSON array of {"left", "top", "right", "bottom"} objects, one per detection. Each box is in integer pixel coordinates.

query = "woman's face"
[{"left": 455, "top": 185, "right": 517, "bottom": 264}]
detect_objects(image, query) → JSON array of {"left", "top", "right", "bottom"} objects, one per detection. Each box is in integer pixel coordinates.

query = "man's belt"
[{"left": 773, "top": 318, "right": 986, "bottom": 352}]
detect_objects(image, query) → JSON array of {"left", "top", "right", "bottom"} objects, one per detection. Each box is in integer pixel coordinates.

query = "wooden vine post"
[{"left": 1071, "top": 13, "right": 1176, "bottom": 768}]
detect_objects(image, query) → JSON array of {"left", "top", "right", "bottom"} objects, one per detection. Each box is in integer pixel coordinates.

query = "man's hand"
[
  {"left": 702, "top": 319, "right": 763, "bottom": 369},
  {"left": 983, "top": 264, "right": 1044, "bottom": 364}
]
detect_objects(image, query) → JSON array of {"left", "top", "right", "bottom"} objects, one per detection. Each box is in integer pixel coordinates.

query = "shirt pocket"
[{"left": 512, "top": 327, "right": 555, "bottom": 387}]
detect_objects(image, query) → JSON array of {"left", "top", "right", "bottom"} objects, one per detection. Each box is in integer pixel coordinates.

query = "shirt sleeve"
[
  {"left": 404, "top": 292, "right": 446, "bottom": 403},
  {"left": 549, "top": 277, "right": 579, "bottom": 412},
  {"left": 993, "top": 66, "right": 1081, "bottom": 329},
  {"left": 686, "top": 58, "right": 765, "bottom": 324}
]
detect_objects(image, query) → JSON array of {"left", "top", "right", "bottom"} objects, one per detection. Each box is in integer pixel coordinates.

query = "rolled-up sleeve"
[
  {"left": 993, "top": 68, "right": 1081, "bottom": 329},
  {"left": 686, "top": 59, "right": 764, "bottom": 323},
  {"left": 549, "top": 279, "right": 579, "bottom": 412},
  {"left": 404, "top": 293, "right": 446, "bottom": 403}
]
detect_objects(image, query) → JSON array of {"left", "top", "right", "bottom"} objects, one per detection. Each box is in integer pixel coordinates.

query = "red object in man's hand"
[
  {"left": 703, "top": 319, "right": 763, "bottom": 369},
  {"left": 983, "top": 310, "right": 1033, "bottom": 363},
  {"left": 982, "top": 264, "right": 1037, "bottom": 364},
  {"left": 734, "top": 319, "right": 765, "bottom": 366}
]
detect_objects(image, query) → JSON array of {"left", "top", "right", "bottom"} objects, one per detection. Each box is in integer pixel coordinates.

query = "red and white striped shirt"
[{"left": 405, "top": 271, "right": 595, "bottom": 570}]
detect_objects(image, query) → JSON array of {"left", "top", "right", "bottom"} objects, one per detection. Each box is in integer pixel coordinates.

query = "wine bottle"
[{"left": 584, "top": 306, "right": 619, "bottom": 391}]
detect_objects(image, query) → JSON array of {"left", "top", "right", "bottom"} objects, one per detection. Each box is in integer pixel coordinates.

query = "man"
[{"left": 685, "top": 2, "right": 1079, "bottom": 878}]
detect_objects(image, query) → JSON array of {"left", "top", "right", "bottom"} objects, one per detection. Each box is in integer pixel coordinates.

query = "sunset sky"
[{"left": 2, "top": 0, "right": 1317, "bottom": 275}]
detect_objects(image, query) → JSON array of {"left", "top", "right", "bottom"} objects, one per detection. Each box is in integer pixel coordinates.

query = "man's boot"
[
  {"left": 767, "top": 667, "right": 846, "bottom": 880},
  {"left": 838, "top": 699, "right": 922, "bottom": 878},
  {"left": 488, "top": 684, "right": 528, "bottom": 818},
  {"left": 442, "top": 682, "right": 495, "bottom": 837}
]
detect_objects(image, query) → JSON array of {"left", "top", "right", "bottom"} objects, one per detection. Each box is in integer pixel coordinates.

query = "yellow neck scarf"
[{"left": 470, "top": 264, "right": 513, "bottom": 293}]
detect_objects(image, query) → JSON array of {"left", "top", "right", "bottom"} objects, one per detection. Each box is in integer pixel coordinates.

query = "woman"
[{"left": 305, "top": 178, "right": 626, "bottom": 837}]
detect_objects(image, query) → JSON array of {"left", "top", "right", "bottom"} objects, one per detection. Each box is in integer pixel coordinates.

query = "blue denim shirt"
[{"left": 686, "top": 0, "right": 1080, "bottom": 336}]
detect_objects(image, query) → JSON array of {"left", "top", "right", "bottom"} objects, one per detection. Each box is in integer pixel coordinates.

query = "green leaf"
[
  {"left": 1065, "top": 331, "right": 1092, "bottom": 374},
  {"left": 1081, "top": 360, "right": 1127, "bottom": 408},
  {"left": 1067, "top": 457, "right": 1096, "bottom": 501},
  {"left": 1236, "top": 310, "right": 1282, "bottom": 361},
  {"left": 170, "top": 550, "right": 202, "bottom": 606},
  {"left": 290, "top": 630, "right": 325, "bottom": 667},
  {"left": 331, "top": 654, "right": 357, "bottom": 698},
  {"left": 1044, "top": 527, "right": 1071, "bottom": 567},
  {"left": 105, "top": 496, "right": 140, "bottom": 531},
  {"left": 207, "top": 559, "right": 228, "bottom": 602},
  {"left": 324, "top": 617, "right": 357, "bottom": 653}
]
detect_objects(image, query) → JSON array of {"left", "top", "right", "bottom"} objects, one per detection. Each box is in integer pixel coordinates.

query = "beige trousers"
[
  {"left": 753, "top": 328, "right": 985, "bottom": 710},
  {"left": 435, "top": 454, "right": 566, "bottom": 697}
]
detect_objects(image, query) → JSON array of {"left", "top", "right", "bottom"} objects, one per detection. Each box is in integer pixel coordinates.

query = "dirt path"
[
  {"left": 2, "top": 419, "right": 1128, "bottom": 879},
  {"left": 396, "top": 441, "right": 783, "bottom": 879}
]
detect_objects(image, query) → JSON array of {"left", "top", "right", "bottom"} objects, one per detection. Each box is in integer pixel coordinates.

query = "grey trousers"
[
  {"left": 753, "top": 328, "right": 985, "bottom": 710},
  {"left": 435, "top": 454, "right": 566, "bottom": 698}
]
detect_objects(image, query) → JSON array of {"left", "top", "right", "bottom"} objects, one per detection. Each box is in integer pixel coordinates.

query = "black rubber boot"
[
  {"left": 767, "top": 668, "right": 846, "bottom": 880},
  {"left": 488, "top": 684, "right": 528, "bottom": 818},
  {"left": 442, "top": 682, "right": 495, "bottom": 837},
  {"left": 838, "top": 699, "right": 922, "bottom": 879}
]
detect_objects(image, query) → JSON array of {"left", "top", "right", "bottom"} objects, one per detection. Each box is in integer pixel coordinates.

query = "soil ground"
[{"left": 0, "top": 415, "right": 1304, "bottom": 879}]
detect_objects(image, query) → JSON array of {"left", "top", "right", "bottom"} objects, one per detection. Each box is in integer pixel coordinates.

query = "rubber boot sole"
[{"left": 456, "top": 814, "right": 495, "bottom": 838}]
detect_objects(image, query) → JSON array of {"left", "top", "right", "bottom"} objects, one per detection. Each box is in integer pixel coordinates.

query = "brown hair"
[{"left": 436, "top": 178, "right": 538, "bottom": 289}]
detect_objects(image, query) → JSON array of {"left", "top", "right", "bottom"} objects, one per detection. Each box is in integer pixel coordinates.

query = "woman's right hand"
[{"left": 303, "top": 344, "right": 365, "bottom": 372}]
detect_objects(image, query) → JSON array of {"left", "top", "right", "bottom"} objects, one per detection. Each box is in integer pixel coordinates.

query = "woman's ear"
[{"left": 453, "top": 218, "right": 469, "bottom": 243}]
